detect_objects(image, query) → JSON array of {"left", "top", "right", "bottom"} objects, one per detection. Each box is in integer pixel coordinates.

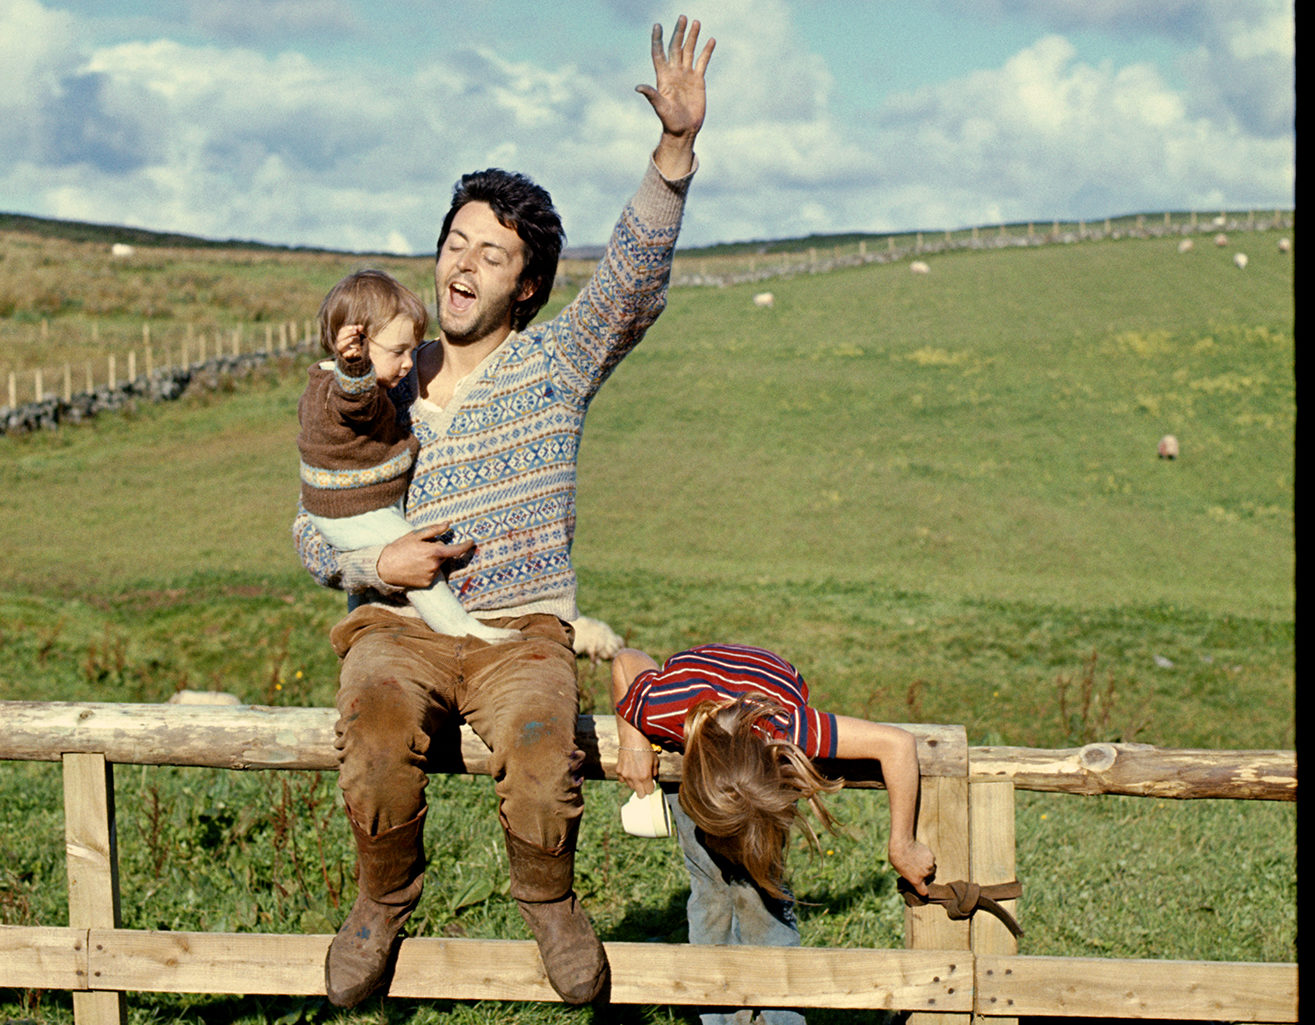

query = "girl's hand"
[
  {"left": 617, "top": 745, "right": 658, "bottom": 796},
  {"left": 336, "top": 323, "right": 366, "bottom": 360},
  {"left": 889, "top": 838, "right": 936, "bottom": 896}
]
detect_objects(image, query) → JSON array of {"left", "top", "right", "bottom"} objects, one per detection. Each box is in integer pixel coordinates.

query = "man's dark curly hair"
[{"left": 436, "top": 169, "right": 566, "bottom": 331}]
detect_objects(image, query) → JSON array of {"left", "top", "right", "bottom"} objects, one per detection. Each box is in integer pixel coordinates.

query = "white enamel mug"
[{"left": 620, "top": 788, "right": 673, "bottom": 838}]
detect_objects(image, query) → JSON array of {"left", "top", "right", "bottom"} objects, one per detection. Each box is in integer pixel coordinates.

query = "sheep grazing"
[
  {"left": 1214, "top": 233, "right": 1228, "bottom": 247},
  {"left": 110, "top": 242, "right": 135, "bottom": 258},
  {"left": 1177, "top": 238, "right": 1194, "bottom": 254},
  {"left": 752, "top": 292, "right": 775, "bottom": 309},
  {"left": 168, "top": 689, "right": 241, "bottom": 706},
  {"left": 1278, "top": 237, "right": 1291, "bottom": 253},
  {"left": 570, "top": 615, "right": 623, "bottom": 662},
  {"left": 1233, "top": 252, "right": 1249, "bottom": 270},
  {"left": 909, "top": 260, "right": 931, "bottom": 274},
  {"left": 1157, "top": 434, "right": 1180, "bottom": 460}
]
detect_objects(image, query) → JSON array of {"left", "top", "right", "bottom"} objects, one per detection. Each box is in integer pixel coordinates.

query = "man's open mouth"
[{"left": 448, "top": 281, "right": 477, "bottom": 313}]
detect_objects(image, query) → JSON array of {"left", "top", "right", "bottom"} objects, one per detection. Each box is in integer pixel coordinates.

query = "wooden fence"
[
  {"left": 0, "top": 700, "right": 1298, "bottom": 1024},
  {"left": 3, "top": 318, "right": 315, "bottom": 410}
]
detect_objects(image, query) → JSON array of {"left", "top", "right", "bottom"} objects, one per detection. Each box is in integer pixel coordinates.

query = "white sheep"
[
  {"left": 909, "top": 260, "right": 931, "bottom": 274},
  {"left": 1157, "top": 434, "right": 1180, "bottom": 460},
  {"left": 168, "top": 689, "right": 242, "bottom": 705},
  {"left": 570, "top": 616, "right": 623, "bottom": 662},
  {"left": 1278, "top": 237, "right": 1291, "bottom": 253},
  {"left": 752, "top": 292, "right": 775, "bottom": 309},
  {"left": 1214, "top": 233, "right": 1228, "bottom": 247},
  {"left": 1177, "top": 238, "right": 1194, "bottom": 254},
  {"left": 1233, "top": 252, "right": 1248, "bottom": 269},
  {"left": 110, "top": 242, "right": 135, "bottom": 258}
]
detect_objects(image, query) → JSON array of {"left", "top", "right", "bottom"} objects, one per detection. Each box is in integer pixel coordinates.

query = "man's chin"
[{"left": 440, "top": 324, "right": 479, "bottom": 346}]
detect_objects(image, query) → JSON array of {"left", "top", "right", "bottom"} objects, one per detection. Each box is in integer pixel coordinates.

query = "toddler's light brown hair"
[{"left": 317, "top": 269, "right": 428, "bottom": 356}]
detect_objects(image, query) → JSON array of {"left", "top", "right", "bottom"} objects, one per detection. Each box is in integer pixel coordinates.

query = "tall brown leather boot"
[
  {"left": 503, "top": 817, "right": 610, "bottom": 1004},
  {"left": 324, "top": 805, "right": 427, "bottom": 1008}
]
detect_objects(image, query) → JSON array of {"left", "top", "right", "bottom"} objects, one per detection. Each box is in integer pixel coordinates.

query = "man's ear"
[{"left": 516, "top": 276, "right": 540, "bottom": 303}]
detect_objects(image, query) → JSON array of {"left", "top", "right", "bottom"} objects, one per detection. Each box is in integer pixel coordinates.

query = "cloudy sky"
[{"left": 1, "top": 0, "right": 1294, "bottom": 253}]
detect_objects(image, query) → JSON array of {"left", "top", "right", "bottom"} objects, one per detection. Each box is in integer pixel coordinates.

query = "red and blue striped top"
[{"left": 615, "top": 643, "right": 839, "bottom": 759}]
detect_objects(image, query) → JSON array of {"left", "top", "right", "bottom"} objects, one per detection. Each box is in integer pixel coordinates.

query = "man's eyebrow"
[{"left": 449, "top": 228, "right": 513, "bottom": 256}]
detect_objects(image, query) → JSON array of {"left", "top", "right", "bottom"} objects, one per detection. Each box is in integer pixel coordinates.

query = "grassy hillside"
[{"left": 0, "top": 223, "right": 1295, "bottom": 1024}]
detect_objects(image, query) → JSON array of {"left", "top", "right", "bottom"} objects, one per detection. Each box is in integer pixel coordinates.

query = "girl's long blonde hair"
[{"left": 678, "top": 696, "right": 844, "bottom": 899}]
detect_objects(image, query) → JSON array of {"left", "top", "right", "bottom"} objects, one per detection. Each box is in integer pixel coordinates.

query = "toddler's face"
[{"left": 369, "top": 315, "right": 418, "bottom": 388}]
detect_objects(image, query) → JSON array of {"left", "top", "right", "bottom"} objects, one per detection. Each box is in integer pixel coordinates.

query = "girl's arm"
[
  {"left": 833, "top": 715, "right": 936, "bottom": 895},
  {"left": 610, "top": 648, "right": 662, "bottom": 796}
]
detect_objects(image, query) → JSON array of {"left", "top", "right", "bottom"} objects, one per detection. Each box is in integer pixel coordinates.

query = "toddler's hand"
[{"left": 336, "top": 323, "right": 366, "bottom": 359}]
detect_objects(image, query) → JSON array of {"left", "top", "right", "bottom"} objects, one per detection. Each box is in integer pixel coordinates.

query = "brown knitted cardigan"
[{"left": 296, "top": 351, "right": 419, "bottom": 518}]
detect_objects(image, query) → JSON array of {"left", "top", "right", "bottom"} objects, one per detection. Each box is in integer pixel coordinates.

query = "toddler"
[{"left": 297, "top": 269, "right": 518, "bottom": 643}]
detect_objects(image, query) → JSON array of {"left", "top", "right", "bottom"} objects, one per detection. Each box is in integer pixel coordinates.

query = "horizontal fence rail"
[
  {"left": 0, "top": 701, "right": 1293, "bottom": 799},
  {"left": 0, "top": 699, "right": 1297, "bottom": 1024}
]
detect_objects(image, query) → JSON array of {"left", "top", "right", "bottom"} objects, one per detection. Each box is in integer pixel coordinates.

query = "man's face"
[{"left": 435, "top": 201, "right": 534, "bottom": 345}]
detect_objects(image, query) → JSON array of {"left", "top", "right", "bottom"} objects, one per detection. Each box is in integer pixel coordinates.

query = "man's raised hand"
[{"left": 638, "top": 15, "right": 714, "bottom": 179}]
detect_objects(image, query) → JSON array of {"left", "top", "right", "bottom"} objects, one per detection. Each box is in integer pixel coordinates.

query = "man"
[{"left": 293, "top": 16, "right": 714, "bottom": 1008}]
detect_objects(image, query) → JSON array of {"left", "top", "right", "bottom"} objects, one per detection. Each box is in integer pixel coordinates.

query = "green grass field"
[{"left": 0, "top": 225, "right": 1295, "bottom": 1024}]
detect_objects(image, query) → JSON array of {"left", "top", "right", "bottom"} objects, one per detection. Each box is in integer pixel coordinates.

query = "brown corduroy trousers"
[{"left": 329, "top": 605, "right": 584, "bottom": 849}]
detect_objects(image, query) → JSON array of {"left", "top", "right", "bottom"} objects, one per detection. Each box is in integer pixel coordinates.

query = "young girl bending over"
[
  {"left": 612, "top": 642, "right": 936, "bottom": 1025},
  {"left": 297, "top": 270, "right": 518, "bottom": 643}
]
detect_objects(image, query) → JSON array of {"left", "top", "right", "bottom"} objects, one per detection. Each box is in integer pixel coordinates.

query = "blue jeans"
[{"left": 666, "top": 790, "right": 806, "bottom": 1025}]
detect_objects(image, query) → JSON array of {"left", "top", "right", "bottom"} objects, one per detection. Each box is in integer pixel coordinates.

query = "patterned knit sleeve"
[
  {"left": 291, "top": 502, "right": 398, "bottom": 595},
  {"left": 331, "top": 350, "right": 385, "bottom": 425},
  {"left": 292, "top": 503, "right": 343, "bottom": 589},
  {"left": 543, "top": 158, "right": 694, "bottom": 404}
]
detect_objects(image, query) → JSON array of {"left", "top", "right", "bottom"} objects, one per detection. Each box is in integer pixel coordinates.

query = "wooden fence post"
[
  {"left": 906, "top": 770, "right": 971, "bottom": 1025},
  {"left": 62, "top": 752, "right": 126, "bottom": 1025},
  {"left": 969, "top": 779, "right": 1018, "bottom": 1024}
]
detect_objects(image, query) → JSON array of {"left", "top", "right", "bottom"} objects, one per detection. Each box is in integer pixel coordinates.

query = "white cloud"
[
  {"left": 0, "top": 0, "right": 77, "bottom": 104},
  {"left": 693, "top": 18, "right": 1292, "bottom": 241},
  {"left": 0, "top": 0, "right": 1294, "bottom": 250},
  {"left": 868, "top": 34, "right": 1291, "bottom": 226}
]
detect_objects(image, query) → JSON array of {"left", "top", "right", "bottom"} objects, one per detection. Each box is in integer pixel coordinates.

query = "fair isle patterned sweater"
[{"left": 293, "top": 158, "right": 692, "bottom": 622}]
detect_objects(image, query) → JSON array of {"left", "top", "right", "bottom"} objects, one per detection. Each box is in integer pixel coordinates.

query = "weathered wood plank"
[
  {"left": 0, "top": 702, "right": 965, "bottom": 782},
  {"left": 969, "top": 743, "right": 1295, "bottom": 800},
  {"left": 11, "top": 704, "right": 1293, "bottom": 798},
  {"left": 62, "top": 754, "right": 121, "bottom": 931},
  {"left": 86, "top": 930, "right": 972, "bottom": 1009},
  {"left": 968, "top": 780, "right": 1018, "bottom": 956},
  {"left": 3, "top": 703, "right": 338, "bottom": 769},
  {"left": 62, "top": 753, "right": 126, "bottom": 1025},
  {"left": 0, "top": 925, "right": 87, "bottom": 989},
  {"left": 975, "top": 955, "right": 1298, "bottom": 1021},
  {"left": 905, "top": 774, "right": 971, "bottom": 1025}
]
